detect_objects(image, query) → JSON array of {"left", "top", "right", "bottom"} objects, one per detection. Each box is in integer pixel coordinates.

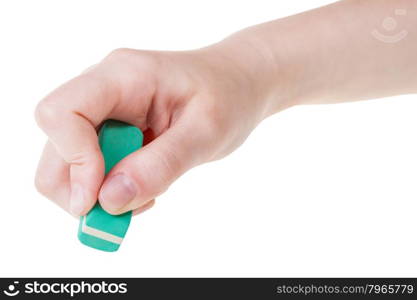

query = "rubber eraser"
[
  {"left": 77, "top": 120, "right": 143, "bottom": 252},
  {"left": 78, "top": 207, "right": 132, "bottom": 252}
]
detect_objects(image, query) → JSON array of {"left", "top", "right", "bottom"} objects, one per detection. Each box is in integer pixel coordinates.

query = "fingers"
[
  {"left": 35, "top": 79, "right": 106, "bottom": 215},
  {"left": 34, "top": 49, "right": 198, "bottom": 216},
  {"left": 35, "top": 141, "right": 71, "bottom": 212},
  {"left": 34, "top": 72, "right": 123, "bottom": 216},
  {"left": 35, "top": 142, "right": 155, "bottom": 216},
  {"left": 35, "top": 49, "right": 161, "bottom": 216},
  {"left": 98, "top": 116, "right": 207, "bottom": 214}
]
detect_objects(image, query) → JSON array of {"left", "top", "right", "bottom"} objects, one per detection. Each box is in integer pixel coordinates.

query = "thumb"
[{"left": 98, "top": 120, "right": 208, "bottom": 214}]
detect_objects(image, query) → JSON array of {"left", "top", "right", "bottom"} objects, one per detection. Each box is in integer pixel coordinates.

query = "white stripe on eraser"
[{"left": 81, "top": 217, "right": 123, "bottom": 245}]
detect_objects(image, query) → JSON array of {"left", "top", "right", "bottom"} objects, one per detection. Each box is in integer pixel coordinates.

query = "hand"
[
  {"left": 36, "top": 0, "right": 417, "bottom": 218},
  {"left": 34, "top": 47, "right": 275, "bottom": 216}
]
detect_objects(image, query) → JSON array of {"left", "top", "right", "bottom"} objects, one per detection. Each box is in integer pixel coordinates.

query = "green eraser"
[{"left": 78, "top": 120, "right": 143, "bottom": 252}]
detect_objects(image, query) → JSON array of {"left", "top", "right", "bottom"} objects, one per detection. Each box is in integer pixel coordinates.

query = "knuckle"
[
  {"left": 134, "top": 150, "right": 177, "bottom": 198},
  {"left": 66, "top": 151, "right": 90, "bottom": 165},
  {"left": 34, "top": 173, "right": 53, "bottom": 196},
  {"left": 104, "top": 48, "right": 160, "bottom": 71},
  {"left": 156, "top": 148, "right": 183, "bottom": 180},
  {"left": 34, "top": 100, "right": 62, "bottom": 130},
  {"left": 105, "top": 48, "right": 135, "bottom": 60},
  {"left": 199, "top": 102, "right": 228, "bottom": 140},
  {"left": 66, "top": 147, "right": 102, "bottom": 166}
]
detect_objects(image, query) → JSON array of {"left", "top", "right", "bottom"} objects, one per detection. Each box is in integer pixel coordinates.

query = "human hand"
[{"left": 34, "top": 46, "right": 279, "bottom": 216}]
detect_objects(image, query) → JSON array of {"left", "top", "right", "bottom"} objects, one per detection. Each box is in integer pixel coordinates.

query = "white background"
[{"left": 0, "top": 0, "right": 416, "bottom": 277}]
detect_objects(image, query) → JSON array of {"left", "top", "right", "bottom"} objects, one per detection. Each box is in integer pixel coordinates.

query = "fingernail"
[
  {"left": 70, "top": 183, "right": 85, "bottom": 216},
  {"left": 99, "top": 173, "right": 137, "bottom": 211}
]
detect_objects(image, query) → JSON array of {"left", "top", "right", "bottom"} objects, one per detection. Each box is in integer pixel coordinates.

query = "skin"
[{"left": 35, "top": 0, "right": 417, "bottom": 217}]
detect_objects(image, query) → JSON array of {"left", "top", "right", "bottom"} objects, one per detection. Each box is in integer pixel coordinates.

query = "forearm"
[{"left": 204, "top": 0, "right": 417, "bottom": 117}]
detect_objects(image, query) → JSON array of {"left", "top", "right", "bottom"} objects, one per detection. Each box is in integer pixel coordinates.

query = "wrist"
[
  {"left": 217, "top": 33, "right": 295, "bottom": 118},
  {"left": 190, "top": 32, "right": 295, "bottom": 122}
]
